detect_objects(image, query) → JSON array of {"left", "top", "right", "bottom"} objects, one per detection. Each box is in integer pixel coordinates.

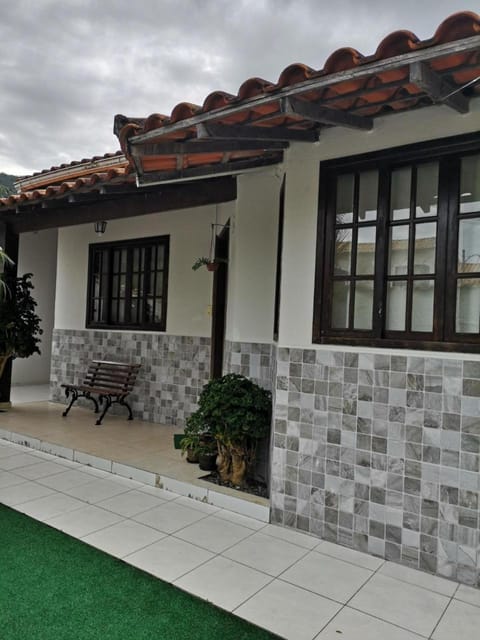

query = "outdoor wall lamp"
[{"left": 94, "top": 221, "right": 107, "bottom": 236}]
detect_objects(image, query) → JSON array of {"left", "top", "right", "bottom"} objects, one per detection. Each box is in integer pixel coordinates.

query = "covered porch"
[{"left": 0, "top": 392, "right": 269, "bottom": 520}]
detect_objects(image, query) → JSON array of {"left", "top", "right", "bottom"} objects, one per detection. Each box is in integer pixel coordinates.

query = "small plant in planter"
[
  {"left": 197, "top": 440, "right": 218, "bottom": 471},
  {"left": 180, "top": 417, "right": 214, "bottom": 464},
  {"left": 191, "top": 256, "right": 219, "bottom": 272},
  {"left": 187, "top": 374, "right": 271, "bottom": 488}
]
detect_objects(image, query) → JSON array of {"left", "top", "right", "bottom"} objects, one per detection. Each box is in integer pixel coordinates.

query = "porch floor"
[{"left": 0, "top": 396, "right": 268, "bottom": 517}]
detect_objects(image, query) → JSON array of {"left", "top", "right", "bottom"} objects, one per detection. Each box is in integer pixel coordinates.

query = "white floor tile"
[
  {"left": 213, "top": 508, "right": 267, "bottom": 531},
  {"left": 0, "top": 481, "right": 54, "bottom": 506},
  {"left": 281, "top": 550, "right": 373, "bottom": 604},
  {"left": 432, "top": 599, "right": 480, "bottom": 639},
  {"left": 315, "top": 540, "right": 384, "bottom": 571},
  {"left": 174, "top": 556, "right": 271, "bottom": 611},
  {"left": 174, "top": 515, "right": 253, "bottom": 553},
  {"left": 349, "top": 573, "right": 450, "bottom": 637},
  {"left": 62, "top": 478, "right": 130, "bottom": 503},
  {"left": 133, "top": 501, "right": 207, "bottom": 534},
  {"left": 316, "top": 606, "right": 422, "bottom": 639},
  {"left": 17, "top": 492, "right": 86, "bottom": 521},
  {"left": 0, "top": 452, "right": 43, "bottom": 470},
  {"left": 0, "top": 470, "right": 27, "bottom": 488},
  {"left": 45, "top": 504, "right": 124, "bottom": 537},
  {"left": 379, "top": 561, "right": 457, "bottom": 596},
  {"left": 235, "top": 578, "right": 341, "bottom": 640},
  {"left": 455, "top": 583, "right": 480, "bottom": 608},
  {"left": 223, "top": 531, "right": 308, "bottom": 576},
  {"left": 36, "top": 469, "right": 97, "bottom": 491},
  {"left": 126, "top": 536, "right": 214, "bottom": 582},
  {"left": 137, "top": 485, "right": 178, "bottom": 501},
  {"left": 81, "top": 519, "right": 165, "bottom": 558},
  {"left": 173, "top": 495, "right": 220, "bottom": 514},
  {"left": 0, "top": 446, "right": 24, "bottom": 459},
  {"left": 14, "top": 461, "right": 73, "bottom": 480},
  {"left": 261, "top": 523, "right": 320, "bottom": 549},
  {"left": 96, "top": 490, "right": 167, "bottom": 517}
]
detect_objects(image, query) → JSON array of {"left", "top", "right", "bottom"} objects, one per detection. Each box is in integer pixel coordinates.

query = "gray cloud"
[{"left": 0, "top": 0, "right": 473, "bottom": 175}]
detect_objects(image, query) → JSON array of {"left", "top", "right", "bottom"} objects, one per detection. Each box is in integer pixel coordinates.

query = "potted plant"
[
  {"left": 186, "top": 374, "right": 271, "bottom": 487},
  {"left": 192, "top": 256, "right": 219, "bottom": 272},
  {"left": 179, "top": 417, "right": 214, "bottom": 464},
  {"left": 197, "top": 439, "right": 218, "bottom": 471},
  {"left": 0, "top": 249, "right": 42, "bottom": 381}
]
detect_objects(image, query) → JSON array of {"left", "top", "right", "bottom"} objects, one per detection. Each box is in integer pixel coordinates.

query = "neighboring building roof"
[
  {"left": 0, "top": 152, "right": 132, "bottom": 210},
  {"left": 115, "top": 10, "right": 480, "bottom": 185}
]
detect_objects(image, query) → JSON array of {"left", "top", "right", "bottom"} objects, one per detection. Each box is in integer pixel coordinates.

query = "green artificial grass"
[{"left": 0, "top": 505, "right": 278, "bottom": 640}]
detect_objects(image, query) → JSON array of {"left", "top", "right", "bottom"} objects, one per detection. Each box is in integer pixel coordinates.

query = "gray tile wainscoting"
[
  {"left": 50, "top": 329, "right": 211, "bottom": 427},
  {"left": 270, "top": 347, "right": 480, "bottom": 588}
]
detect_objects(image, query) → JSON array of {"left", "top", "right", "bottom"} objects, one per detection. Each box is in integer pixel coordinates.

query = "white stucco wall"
[
  {"left": 54, "top": 203, "right": 235, "bottom": 336},
  {"left": 226, "top": 170, "right": 282, "bottom": 343},
  {"left": 12, "top": 228, "right": 58, "bottom": 384},
  {"left": 279, "top": 98, "right": 480, "bottom": 348}
]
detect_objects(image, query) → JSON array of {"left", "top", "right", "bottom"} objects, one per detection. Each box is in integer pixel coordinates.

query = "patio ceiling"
[{"left": 115, "top": 11, "right": 480, "bottom": 186}]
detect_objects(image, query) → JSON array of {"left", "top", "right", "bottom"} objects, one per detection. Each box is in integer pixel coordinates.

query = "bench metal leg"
[
  {"left": 95, "top": 395, "right": 112, "bottom": 426},
  {"left": 84, "top": 392, "right": 100, "bottom": 414},
  {"left": 119, "top": 397, "right": 134, "bottom": 421},
  {"left": 62, "top": 388, "right": 79, "bottom": 417}
]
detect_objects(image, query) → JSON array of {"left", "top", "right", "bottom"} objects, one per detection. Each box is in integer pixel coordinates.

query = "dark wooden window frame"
[
  {"left": 313, "top": 131, "right": 480, "bottom": 353},
  {"left": 86, "top": 235, "right": 169, "bottom": 331}
]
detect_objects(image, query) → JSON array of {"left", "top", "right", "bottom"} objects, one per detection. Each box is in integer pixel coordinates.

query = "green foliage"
[
  {"left": 0, "top": 273, "right": 42, "bottom": 358},
  {"left": 0, "top": 173, "right": 16, "bottom": 198},
  {"left": 186, "top": 374, "right": 272, "bottom": 446},
  {"left": 191, "top": 256, "right": 212, "bottom": 271}
]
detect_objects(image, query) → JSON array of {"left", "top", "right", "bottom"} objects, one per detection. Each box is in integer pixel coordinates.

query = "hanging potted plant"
[
  {"left": 192, "top": 256, "right": 219, "bottom": 272},
  {"left": 186, "top": 374, "right": 271, "bottom": 488}
]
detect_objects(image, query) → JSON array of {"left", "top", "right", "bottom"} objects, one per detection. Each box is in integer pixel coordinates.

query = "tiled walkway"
[{"left": 1, "top": 440, "right": 479, "bottom": 639}]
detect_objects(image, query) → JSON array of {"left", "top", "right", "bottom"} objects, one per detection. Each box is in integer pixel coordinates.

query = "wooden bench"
[{"left": 61, "top": 360, "right": 141, "bottom": 426}]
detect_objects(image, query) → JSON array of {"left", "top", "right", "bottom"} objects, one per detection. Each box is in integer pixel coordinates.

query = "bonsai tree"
[
  {"left": 0, "top": 271, "right": 42, "bottom": 378},
  {"left": 186, "top": 374, "right": 272, "bottom": 487}
]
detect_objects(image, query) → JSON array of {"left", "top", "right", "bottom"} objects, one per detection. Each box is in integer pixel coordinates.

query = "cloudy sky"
[{"left": 0, "top": 0, "right": 475, "bottom": 176}]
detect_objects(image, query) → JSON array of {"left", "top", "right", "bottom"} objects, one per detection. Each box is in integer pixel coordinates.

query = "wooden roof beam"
[
  {"left": 131, "top": 139, "right": 288, "bottom": 155},
  {"left": 196, "top": 123, "right": 319, "bottom": 142},
  {"left": 281, "top": 97, "right": 373, "bottom": 130},
  {"left": 409, "top": 61, "right": 470, "bottom": 114}
]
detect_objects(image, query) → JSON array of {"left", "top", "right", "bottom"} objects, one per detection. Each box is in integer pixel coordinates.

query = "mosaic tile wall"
[
  {"left": 51, "top": 329, "right": 211, "bottom": 427},
  {"left": 223, "top": 340, "right": 275, "bottom": 391},
  {"left": 270, "top": 347, "right": 480, "bottom": 587}
]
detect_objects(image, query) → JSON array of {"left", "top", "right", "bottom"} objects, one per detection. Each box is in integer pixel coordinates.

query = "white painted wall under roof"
[
  {"left": 54, "top": 202, "right": 234, "bottom": 336},
  {"left": 278, "top": 98, "right": 480, "bottom": 350},
  {"left": 226, "top": 170, "right": 282, "bottom": 343},
  {"left": 12, "top": 228, "right": 58, "bottom": 384}
]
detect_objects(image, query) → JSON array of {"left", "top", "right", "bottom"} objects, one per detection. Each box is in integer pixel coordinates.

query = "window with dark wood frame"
[
  {"left": 313, "top": 132, "right": 480, "bottom": 352},
  {"left": 87, "top": 235, "right": 169, "bottom": 331}
]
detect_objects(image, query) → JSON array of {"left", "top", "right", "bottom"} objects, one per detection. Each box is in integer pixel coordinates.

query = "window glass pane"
[
  {"left": 155, "top": 275, "right": 164, "bottom": 297},
  {"left": 388, "top": 225, "right": 409, "bottom": 275},
  {"left": 110, "top": 301, "right": 118, "bottom": 322},
  {"left": 133, "top": 248, "right": 140, "bottom": 272},
  {"left": 145, "top": 298, "right": 154, "bottom": 323},
  {"left": 93, "top": 274, "right": 101, "bottom": 298},
  {"left": 331, "top": 282, "right": 350, "bottom": 329},
  {"left": 358, "top": 171, "right": 378, "bottom": 221},
  {"left": 390, "top": 167, "right": 411, "bottom": 220},
  {"left": 356, "top": 226, "right": 376, "bottom": 275},
  {"left": 456, "top": 278, "right": 480, "bottom": 333},
  {"left": 460, "top": 155, "right": 480, "bottom": 214},
  {"left": 353, "top": 281, "right": 373, "bottom": 330},
  {"left": 112, "top": 250, "right": 120, "bottom": 273},
  {"left": 386, "top": 281, "right": 407, "bottom": 331},
  {"left": 154, "top": 300, "right": 163, "bottom": 324},
  {"left": 112, "top": 275, "right": 119, "bottom": 297},
  {"left": 120, "top": 249, "right": 127, "bottom": 272},
  {"left": 131, "top": 274, "right": 139, "bottom": 297},
  {"left": 334, "top": 228, "right": 352, "bottom": 275},
  {"left": 119, "top": 275, "right": 126, "bottom": 298},
  {"left": 130, "top": 299, "right": 138, "bottom": 322},
  {"left": 101, "top": 250, "right": 109, "bottom": 274},
  {"left": 336, "top": 174, "right": 354, "bottom": 224},
  {"left": 415, "top": 162, "right": 438, "bottom": 218},
  {"left": 118, "top": 300, "right": 125, "bottom": 323},
  {"left": 414, "top": 222, "right": 436, "bottom": 274},
  {"left": 458, "top": 218, "right": 480, "bottom": 273},
  {"left": 157, "top": 245, "right": 165, "bottom": 269},
  {"left": 412, "top": 280, "right": 434, "bottom": 332}
]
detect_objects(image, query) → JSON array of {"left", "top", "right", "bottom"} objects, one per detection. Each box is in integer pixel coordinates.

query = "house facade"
[{"left": 1, "top": 10, "right": 479, "bottom": 586}]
